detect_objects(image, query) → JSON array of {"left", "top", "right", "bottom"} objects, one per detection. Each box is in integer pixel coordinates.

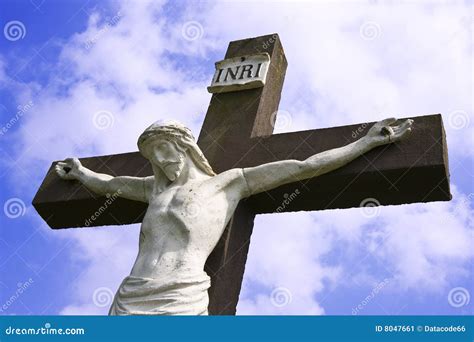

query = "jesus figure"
[{"left": 55, "top": 117, "right": 413, "bottom": 315}]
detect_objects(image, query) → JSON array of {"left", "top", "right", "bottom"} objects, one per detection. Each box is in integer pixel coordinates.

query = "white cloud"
[
  {"left": 58, "top": 225, "right": 140, "bottom": 315},
  {"left": 202, "top": 1, "right": 472, "bottom": 155},
  {"left": 239, "top": 187, "right": 473, "bottom": 314},
  {"left": 237, "top": 212, "right": 340, "bottom": 315}
]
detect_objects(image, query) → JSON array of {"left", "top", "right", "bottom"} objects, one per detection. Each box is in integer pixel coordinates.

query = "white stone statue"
[{"left": 55, "top": 117, "right": 413, "bottom": 315}]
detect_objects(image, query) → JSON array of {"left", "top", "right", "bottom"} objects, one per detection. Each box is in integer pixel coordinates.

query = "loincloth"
[{"left": 108, "top": 272, "right": 211, "bottom": 315}]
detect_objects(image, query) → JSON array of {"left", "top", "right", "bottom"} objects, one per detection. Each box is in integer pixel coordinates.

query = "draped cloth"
[{"left": 108, "top": 272, "right": 211, "bottom": 316}]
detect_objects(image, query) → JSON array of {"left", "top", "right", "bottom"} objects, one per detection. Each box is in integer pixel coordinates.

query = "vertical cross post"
[{"left": 198, "top": 34, "right": 287, "bottom": 314}]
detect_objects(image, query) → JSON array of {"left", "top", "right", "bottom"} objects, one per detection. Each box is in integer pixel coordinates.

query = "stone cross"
[{"left": 32, "top": 34, "right": 450, "bottom": 315}]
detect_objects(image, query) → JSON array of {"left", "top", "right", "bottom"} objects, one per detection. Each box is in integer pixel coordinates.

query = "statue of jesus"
[{"left": 55, "top": 117, "right": 413, "bottom": 315}]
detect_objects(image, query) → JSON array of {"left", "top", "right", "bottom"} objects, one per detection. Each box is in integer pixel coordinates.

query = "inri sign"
[{"left": 207, "top": 53, "right": 271, "bottom": 93}]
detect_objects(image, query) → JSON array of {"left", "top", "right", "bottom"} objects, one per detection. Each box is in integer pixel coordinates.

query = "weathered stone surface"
[{"left": 207, "top": 53, "right": 271, "bottom": 93}]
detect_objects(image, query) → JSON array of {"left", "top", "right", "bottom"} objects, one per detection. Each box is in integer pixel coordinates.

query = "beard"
[{"left": 162, "top": 153, "right": 185, "bottom": 181}]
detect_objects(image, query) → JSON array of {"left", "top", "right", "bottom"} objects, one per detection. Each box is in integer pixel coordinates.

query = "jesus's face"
[{"left": 149, "top": 139, "right": 186, "bottom": 181}]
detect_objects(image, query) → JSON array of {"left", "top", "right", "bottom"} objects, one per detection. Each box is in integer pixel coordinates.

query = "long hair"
[{"left": 137, "top": 120, "right": 216, "bottom": 176}]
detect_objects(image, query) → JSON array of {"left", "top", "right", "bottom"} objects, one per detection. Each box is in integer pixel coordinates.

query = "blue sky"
[{"left": 0, "top": 0, "right": 472, "bottom": 316}]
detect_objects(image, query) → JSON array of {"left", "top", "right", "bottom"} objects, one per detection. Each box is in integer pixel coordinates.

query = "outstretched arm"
[
  {"left": 242, "top": 118, "right": 413, "bottom": 196},
  {"left": 55, "top": 158, "right": 151, "bottom": 203}
]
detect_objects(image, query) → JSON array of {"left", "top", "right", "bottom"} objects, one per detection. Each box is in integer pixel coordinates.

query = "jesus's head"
[{"left": 137, "top": 120, "right": 215, "bottom": 181}]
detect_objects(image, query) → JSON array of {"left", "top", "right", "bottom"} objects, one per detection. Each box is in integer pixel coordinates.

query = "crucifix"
[{"left": 32, "top": 34, "right": 451, "bottom": 315}]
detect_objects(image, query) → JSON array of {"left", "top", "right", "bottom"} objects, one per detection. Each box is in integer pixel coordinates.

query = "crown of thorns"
[
  {"left": 137, "top": 120, "right": 216, "bottom": 176},
  {"left": 137, "top": 121, "right": 195, "bottom": 152}
]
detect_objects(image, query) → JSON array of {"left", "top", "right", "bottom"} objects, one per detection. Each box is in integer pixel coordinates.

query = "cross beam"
[{"left": 32, "top": 34, "right": 451, "bottom": 315}]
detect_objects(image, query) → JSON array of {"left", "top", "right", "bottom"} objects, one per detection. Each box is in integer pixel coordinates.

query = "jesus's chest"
[{"left": 144, "top": 184, "right": 229, "bottom": 229}]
